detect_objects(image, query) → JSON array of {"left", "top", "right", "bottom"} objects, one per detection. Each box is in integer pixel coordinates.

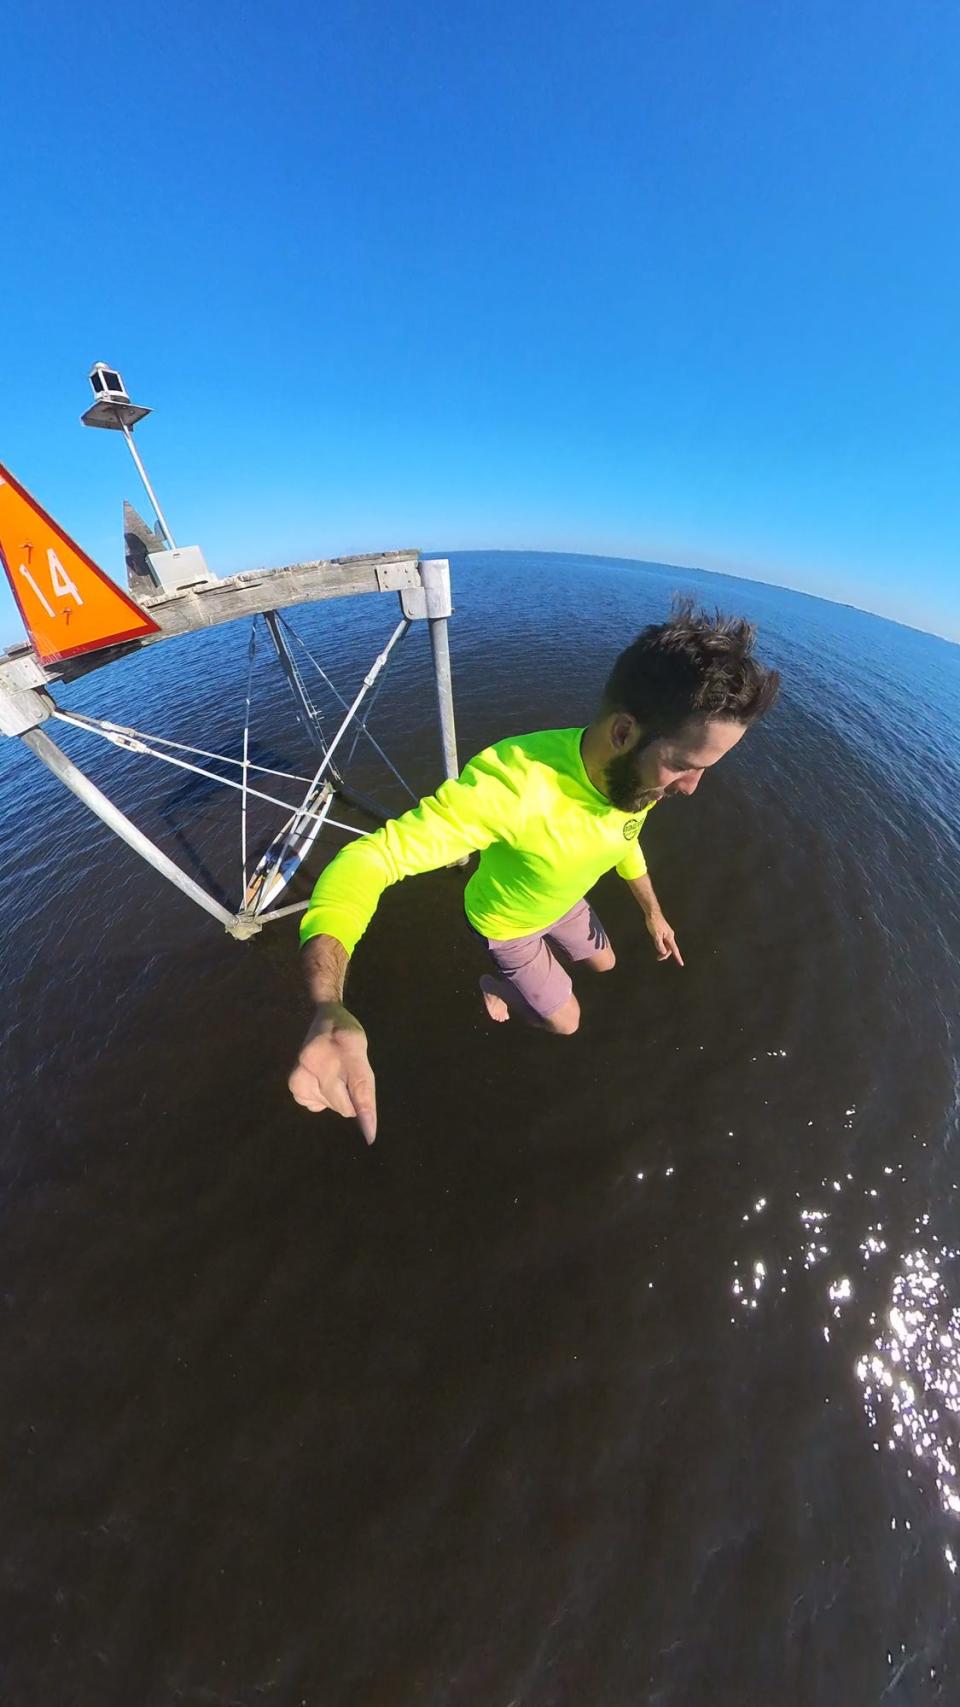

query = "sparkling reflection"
[
  {"left": 855, "top": 1242, "right": 960, "bottom": 1529},
  {"left": 726, "top": 1092, "right": 960, "bottom": 1575}
]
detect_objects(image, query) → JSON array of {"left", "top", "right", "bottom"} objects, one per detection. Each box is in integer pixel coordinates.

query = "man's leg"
[
  {"left": 546, "top": 900, "right": 616, "bottom": 974},
  {"left": 480, "top": 975, "right": 580, "bottom": 1034},
  {"left": 480, "top": 928, "right": 581, "bottom": 1035}
]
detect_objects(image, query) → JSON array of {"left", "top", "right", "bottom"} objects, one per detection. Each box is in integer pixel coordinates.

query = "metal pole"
[
  {"left": 419, "top": 558, "right": 460, "bottom": 782},
  {"left": 265, "top": 613, "right": 393, "bottom": 822},
  {"left": 275, "top": 613, "right": 417, "bottom": 804},
  {"left": 264, "top": 609, "right": 332, "bottom": 762},
  {"left": 118, "top": 419, "right": 177, "bottom": 548},
  {"left": 253, "top": 898, "right": 310, "bottom": 923},
  {"left": 283, "top": 618, "right": 411, "bottom": 811},
  {"left": 21, "top": 724, "right": 235, "bottom": 926},
  {"left": 257, "top": 619, "right": 411, "bottom": 893},
  {"left": 428, "top": 615, "right": 459, "bottom": 782}
]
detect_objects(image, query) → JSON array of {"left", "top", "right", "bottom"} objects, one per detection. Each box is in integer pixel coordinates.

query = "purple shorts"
[{"left": 478, "top": 899, "right": 610, "bottom": 1021}]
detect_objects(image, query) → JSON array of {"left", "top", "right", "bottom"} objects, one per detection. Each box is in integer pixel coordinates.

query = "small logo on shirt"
[{"left": 623, "top": 818, "right": 640, "bottom": 840}]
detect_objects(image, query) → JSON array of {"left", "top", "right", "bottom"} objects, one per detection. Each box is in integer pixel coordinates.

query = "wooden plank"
[{"left": 142, "top": 554, "right": 420, "bottom": 638}]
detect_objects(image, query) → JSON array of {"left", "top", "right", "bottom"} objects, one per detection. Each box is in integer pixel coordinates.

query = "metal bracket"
[
  {"left": 400, "top": 558, "right": 453, "bottom": 621},
  {"left": 0, "top": 651, "right": 48, "bottom": 691},
  {"left": 374, "top": 560, "right": 421, "bottom": 593},
  {"left": 225, "top": 912, "right": 263, "bottom": 941},
  {"left": 0, "top": 677, "right": 53, "bottom": 737}
]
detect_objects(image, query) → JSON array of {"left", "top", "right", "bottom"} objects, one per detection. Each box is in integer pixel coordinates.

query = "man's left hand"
[{"left": 646, "top": 912, "right": 684, "bottom": 966}]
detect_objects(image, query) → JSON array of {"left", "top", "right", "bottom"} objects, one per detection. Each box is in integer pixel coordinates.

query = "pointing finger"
[{"left": 347, "top": 1071, "right": 378, "bottom": 1146}]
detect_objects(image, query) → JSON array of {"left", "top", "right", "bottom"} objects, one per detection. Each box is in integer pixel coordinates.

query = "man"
[{"left": 289, "top": 600, "right": 779, "bottom": 1142}]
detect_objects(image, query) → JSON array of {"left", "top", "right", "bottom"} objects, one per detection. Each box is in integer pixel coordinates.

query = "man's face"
[{"left": 602, "top": 715, "right": 748, "bottom": 812}]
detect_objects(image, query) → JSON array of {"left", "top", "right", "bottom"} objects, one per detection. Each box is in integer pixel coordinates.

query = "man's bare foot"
[{"left": 480, "top": 974, "right": 511, "bottom": 1023}]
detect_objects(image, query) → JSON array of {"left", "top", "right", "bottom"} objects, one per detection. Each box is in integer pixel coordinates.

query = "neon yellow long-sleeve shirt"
[{"left": 299, "top": 726, "right": 654, "bottom": 954}]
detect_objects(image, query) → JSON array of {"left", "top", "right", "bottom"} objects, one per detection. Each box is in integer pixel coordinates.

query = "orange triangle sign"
[{"left": 0, "top": 460, "right": 161, "bottom": 664}]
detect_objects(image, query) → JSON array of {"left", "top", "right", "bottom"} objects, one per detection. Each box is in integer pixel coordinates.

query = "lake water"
[{"left": 2, "top": 549, "right": 959, "bottom": 1705}]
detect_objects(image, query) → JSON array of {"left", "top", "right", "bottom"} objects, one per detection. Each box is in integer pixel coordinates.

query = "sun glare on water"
[{"left": 722, "top": 1067, "right": 960, "bottom": 1579}]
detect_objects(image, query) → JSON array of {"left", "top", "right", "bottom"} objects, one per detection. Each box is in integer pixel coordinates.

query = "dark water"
[{"left": 2, "top": 550, "right": 960, "bottom": 1705}]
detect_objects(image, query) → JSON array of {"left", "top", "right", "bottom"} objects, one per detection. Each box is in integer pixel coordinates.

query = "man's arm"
[
  {"left": 288, "top": 934, "right": 378, "bottom": 1142},
  {"left": 626, "top": 872, "right": 684, "bottom": 966},
  {"left": 298, "top": 751, "right": 524, "bottom": 958},
  {"left": 300, "top": 930, "right": 348, "bottom": 1007},
  {"left": 289, "top": 749, "right": 525, "bottom": 1139}
]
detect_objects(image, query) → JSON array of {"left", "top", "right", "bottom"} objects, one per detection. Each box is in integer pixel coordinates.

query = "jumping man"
[{"left": 288, "top": 601, "right": 780, "bottom": 1141}]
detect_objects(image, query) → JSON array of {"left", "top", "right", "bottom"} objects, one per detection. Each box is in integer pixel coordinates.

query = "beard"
[{"left": 602, "top": 746, "right": 664, "bottom": 813}]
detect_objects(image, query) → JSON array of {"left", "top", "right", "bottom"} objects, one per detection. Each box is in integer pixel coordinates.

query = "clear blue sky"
[{"left": 2, "top": 0, "right": 958, "bottom": 642}]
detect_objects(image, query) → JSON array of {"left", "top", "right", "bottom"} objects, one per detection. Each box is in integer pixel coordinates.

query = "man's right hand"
[{"left": 288, "top": 1003, "right": 377, "bottom": 1144}]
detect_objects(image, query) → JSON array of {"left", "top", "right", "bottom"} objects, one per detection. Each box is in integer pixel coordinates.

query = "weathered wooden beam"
[{"left": 142, "top": 551, "right": 421, "bottom": 640}]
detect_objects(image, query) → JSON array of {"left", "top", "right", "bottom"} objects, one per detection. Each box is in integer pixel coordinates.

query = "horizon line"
[{"left": 2, "top": 543, "right": 957, "bottom": 653}]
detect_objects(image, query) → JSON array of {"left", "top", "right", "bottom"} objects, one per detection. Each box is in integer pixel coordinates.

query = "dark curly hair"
[{"left": 603, "top": 597, "right": 780, "bottom": 736}]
